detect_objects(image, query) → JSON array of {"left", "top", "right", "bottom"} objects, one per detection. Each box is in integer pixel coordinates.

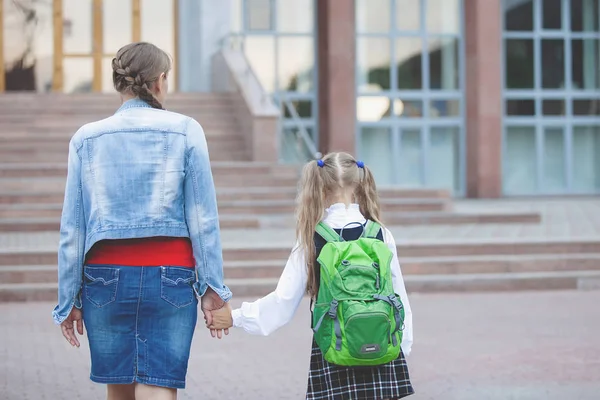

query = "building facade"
[{"left": 0, "top": 0, "right": 598, "bottom": 197}]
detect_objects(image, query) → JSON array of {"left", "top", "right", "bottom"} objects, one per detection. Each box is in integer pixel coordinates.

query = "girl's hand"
[{"left": 61, "top": 308, "right": 84, "bottom": 347}]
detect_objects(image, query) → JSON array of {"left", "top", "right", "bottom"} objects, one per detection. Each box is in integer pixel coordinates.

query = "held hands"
[{"left": 201, "top": 287, "right": 233, "bottom": 339}]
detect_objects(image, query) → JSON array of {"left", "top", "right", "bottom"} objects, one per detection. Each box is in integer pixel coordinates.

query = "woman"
[{"left": 52, "top": 42, "right": 231, "bottom": 400}]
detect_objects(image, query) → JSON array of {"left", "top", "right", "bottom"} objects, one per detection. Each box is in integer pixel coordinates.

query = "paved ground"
[
  {"left": 1, "top": 290, "right": 599, "bottom": 400},
  {"left": 2, "top": 199, "right": 600, "bottom": 252}
]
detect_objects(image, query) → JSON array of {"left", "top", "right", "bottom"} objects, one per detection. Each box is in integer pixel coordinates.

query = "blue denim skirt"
[{"left": 82, "top": 265, "right": 198, "bottom": 389}]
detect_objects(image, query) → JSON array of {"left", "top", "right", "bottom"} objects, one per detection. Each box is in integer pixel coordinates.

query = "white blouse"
[{"left": 231, "top": 203, "right": 414, "bottom": 357}]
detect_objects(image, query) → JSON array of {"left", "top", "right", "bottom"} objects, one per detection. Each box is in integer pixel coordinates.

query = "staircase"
[{"left": 2, "top": 93, "right": 598, "bottom": 303}]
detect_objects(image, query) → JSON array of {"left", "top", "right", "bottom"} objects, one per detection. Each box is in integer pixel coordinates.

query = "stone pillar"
[
  {"left": 464, "top": 0, "right": 503, "bottom": 198},
  {"left": 317, "top": 0, "right": 356, "bottom": 154}
]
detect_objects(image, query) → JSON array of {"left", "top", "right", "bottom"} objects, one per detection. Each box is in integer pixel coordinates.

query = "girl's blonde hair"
[{"left": 295, "top": 152, "right": 382, "bottom": 298}]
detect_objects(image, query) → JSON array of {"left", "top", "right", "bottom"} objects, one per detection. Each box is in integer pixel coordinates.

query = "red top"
[{"left": 85, "top": 237, "right": 195, "bottom": 268}]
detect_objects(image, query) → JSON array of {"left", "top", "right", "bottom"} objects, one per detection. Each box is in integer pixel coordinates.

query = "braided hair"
[{"left": 112, "top": 42, "right": 171, "bottom": 110}]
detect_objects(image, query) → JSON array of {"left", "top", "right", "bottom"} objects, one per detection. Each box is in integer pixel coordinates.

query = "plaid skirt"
[{"left": 306, "top": 340, "right": 414, "bottom": 400}]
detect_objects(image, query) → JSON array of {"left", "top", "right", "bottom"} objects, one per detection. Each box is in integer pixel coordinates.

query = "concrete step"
[
  {"left": 0, "top": 214, "right": 259, "bottom": 232},
  {"left": 4, "top": 239, "right": 600, "bottom": 267},
  {"left": 2, "top": 269, "right": 599, "bottom": 302}
]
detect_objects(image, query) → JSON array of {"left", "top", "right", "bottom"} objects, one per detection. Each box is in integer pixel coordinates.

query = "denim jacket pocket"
[
  {"left": 83, "top": 266, "right": 120, "bottom": 308},
  {"left": 160, "top": 267, "right": 196, "bottom": 308}
]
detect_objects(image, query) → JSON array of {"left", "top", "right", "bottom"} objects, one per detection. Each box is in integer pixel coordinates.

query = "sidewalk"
[{"left": 1, "top": 290, "right": 599, "bottom": 399}]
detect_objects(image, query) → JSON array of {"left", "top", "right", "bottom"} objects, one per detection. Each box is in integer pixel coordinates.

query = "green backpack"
[{"left": 312, "top": 221, "right": 405, "bottom": 367}]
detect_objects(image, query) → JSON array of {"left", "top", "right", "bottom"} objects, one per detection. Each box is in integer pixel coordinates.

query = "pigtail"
[
  {"left": 355, "top": 164, "right": 382, "bottom": 224},
  {"left": 296, "top": 160, "right": 325, "bottom": 298}
]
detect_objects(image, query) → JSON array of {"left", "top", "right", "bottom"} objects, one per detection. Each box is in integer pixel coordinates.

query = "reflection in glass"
[
  {"left": 357, "top": 38, "right": 391, "bottom": 92},
  {"left": 277, "top": 37, "right": 313, "bottom": 92},
  {"left": 244, "top": 36, "right": 275, "bottom": 92},
  {"left": 247, "top": 0, "right": 272, "bottom": 31},
  {"left": 504, "top": 0, "right": 533, "bottom": 31},
  {"left": 399, "top": 129, "right": 423, "bottom": 187},
  {"left": 357, "top": 97, "right": 392, "bottom": 122},
  {"left": 541, "top": 40, "right": 564, "bottom": 89},
  {"left": 429, "top": 38, "right": 458, "bottom": 90},
  {"left": 427, "top": 0, "right": 459, "bottom": 34},
  {"left": 429, "top": 127, "right": 460, "bottom": 191},
  {"left": 63, "top": 58, "right": 93, "bottom": 93},
  {"left": 356, "top": 0, "right": 390, "bottom": 33},
  {"left": 542, "top": 127, "right": 566, "bottom": 191},
  {"left": 572, "top": 126, "right": 600, "bottom": 191},
  {"left": 360, "top": 127, "right": 394, "bottom": 185},
  {"left": 542, "top": 0, "right": 561, "bottom": 30},
  {"left": 395, "top": 38, "right": 422, "bottom": 89},
  {"left": 542, "top": 100, "right": 565, "bottom": 115},
  {"left": 395, "top": 99, "right": 422, "bottom": 118},
  {"left": 3, "top": 0, "right": 53, "bottom": 91},
  {"left": 104, "top": 0, "right": 131, "bottom": 55},
  {"left": 505, "top": 39, "right": 534, "bottom": 89},
  {"left": 571, "top": 0, "right": 599, "bottom": 32},
  {"left": 573, "top": 99, "right": 600, "bottom": 116},
  {"left": 63, "top": 0, "right": 92, "bottom": 54},
  {"left": 282, "top": 100, "right": 312, "bottom": 119},
  {"left": 506, "top": 99, "right": 535, "bottom": 116},
  {"left": 277, "top": 0, "right": 313, "bottom": 33},
  {"left": 504, "top": 126, "right": 536, "bottom": 194},
  {"left": 572, "top": 39, "right": 599, "bottom": 90},
  {"left": 396, "top": 0, "right": 420, "bottom": 31},
  {"left": 431, "top": 100, "right": 460, "bottom": 117}
]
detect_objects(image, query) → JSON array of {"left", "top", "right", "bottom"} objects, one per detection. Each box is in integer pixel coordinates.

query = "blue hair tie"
[
  {"left": 317, "top": 159, "right": 325, "bottom": 168},
  {"left": 356, "top": 160, "right": 365, "bottom": 169}
]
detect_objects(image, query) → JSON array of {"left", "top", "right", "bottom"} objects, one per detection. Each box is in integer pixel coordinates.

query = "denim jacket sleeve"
[
  {"left": 184, "top": 118, "right": 232, "bottom": 302},
  {"left": 53, "top": 136, "right": 86, "bottom": 324}
]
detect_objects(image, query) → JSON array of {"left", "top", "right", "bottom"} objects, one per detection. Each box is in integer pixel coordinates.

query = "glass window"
[
  {"left": 141, "top": 0, "right": 174, "bottom": 56},
  {"left": 571, "top": 39, "right": 599, "bottom": 90},
  {"left": 504, "top": 0, "right": 533, "bottom": 31},
  {"left": 542, "top": 127, "right": 566, "bottom": 191},
  {"left": 357, "top": 38, "right": 391, "bottom": 92},
  {"left": 103, "top": 0, "right": 132, "bottom": 55},
  {"left": 505, "top": 39, "right": 534, "bottom": 89},
  {"left": 395, "top": 0, "right": 420, "bottom": 31},
  {"left": 283, "top": 100, "right": 312, "bottom": 119},
  {"left": 281, "top": 127, "right": 315, "bottom": 163},
  {"left": 63, "top": 0, "right": 92, "bottom": 54},
  {"left": 398, "top": 129, "right": 423, "bottom": 186},
  {"left": 542, "top": 0, "right": 562, "bottom": 30},
  {"left": 395, "top": 38, "right": 422, "bottom": 89},
  {"left": 356, "top": 0, "right": 391, "bottom": 33},
  {"left": 431, "top": 99, "right": 460, "bottom": 117},
  {"left": 504, "top": 126, "right": 537, "bottom": 194},
  {"left": 231, "top": 0, "right": 243, "bottom": 31},
  {"left": 506, "top": 99, "right": 535, "bottom": 116},
  {"left": 572, "top": 126, "right": 600, "bottom": 191},
  {"left": 277, "top": 37, "right": 313, "bottom": 92},
  {"left": 247, "top": 0, "right": 272, "bottom": 31},
  {"left": 3, "top": 0, "right": 53, "bottom": 92},
  {"left": 360, "top": 127, "right": 395, "bottom": 185},
  {"left": 429, "top": 127, "right": 460, "bottom": 191},
  {"left": 277, "top": 0, "right": 313, "bottom": 33},
  {"left": 573, "top": 99, "right": 600, "bottom": 116},
  {"left": 542, "top": 100, "right": 565, "bottom": 116},
  {"left": 571, "top": 0, "right": 599, "bottom": 32},
  {"left": 541, "top": 40, "right": 565, "bottom": 89},
  {"left": 357, "top": 96, "right": 392, "bottom": 122},
  {"left": 396, "top": 99, "right": 423, "bottom": 118},
  {"left": 63, "top": 58, "right": 94, "bottom": 93},
  {"left": 428, "top": 37, "right": 459, "bottom": 90},
  {"left": 244, "top": 36, "right": 276, "bottom": 93},
  {"left": 427, "top": 0, "right": 460, "bottom": 34}
]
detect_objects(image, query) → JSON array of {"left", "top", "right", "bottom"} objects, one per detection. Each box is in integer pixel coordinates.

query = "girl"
[{"left": 211, "top": 152, "right": 414, "bottom": 399}]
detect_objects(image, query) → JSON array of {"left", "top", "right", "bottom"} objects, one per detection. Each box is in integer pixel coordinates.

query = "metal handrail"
[{"left": 220, "top": 34, "right": 321, "bottom": 161}]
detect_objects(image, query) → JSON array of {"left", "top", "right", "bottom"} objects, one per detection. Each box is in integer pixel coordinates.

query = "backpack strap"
[
  {"left": 362, "top": 220, "right": 382, "bottom": 239},
  {"left": 316, "top": 222, "right": 341, "bottom": 243}
]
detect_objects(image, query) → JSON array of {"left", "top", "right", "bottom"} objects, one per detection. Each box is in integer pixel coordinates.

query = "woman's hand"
[
  {"left": 201, "top": 287, "right": 230, "bottom": 339},
  {"left": 61, "top": 308, "right": 84, "bottom": 347},
  {"left": 208, "top": 303, "right": 233, "bottom": 332}
]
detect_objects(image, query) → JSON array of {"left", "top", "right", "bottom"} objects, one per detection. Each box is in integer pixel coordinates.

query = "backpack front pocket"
[{"left": 344, "top": 310, "right": 391, "bottom": 360}]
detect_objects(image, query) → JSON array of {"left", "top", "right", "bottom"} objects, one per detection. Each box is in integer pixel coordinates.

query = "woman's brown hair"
[
  {"left": 295, "top": 152, "right": 382, "bottom": 298},
  {"left": 112, "top": 42, "right": 171, "bottom": 110}
]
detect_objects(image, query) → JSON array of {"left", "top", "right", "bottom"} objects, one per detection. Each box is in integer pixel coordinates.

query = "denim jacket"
[{"left": 53, "top": 99, "right": 232, "bottom": 324}]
